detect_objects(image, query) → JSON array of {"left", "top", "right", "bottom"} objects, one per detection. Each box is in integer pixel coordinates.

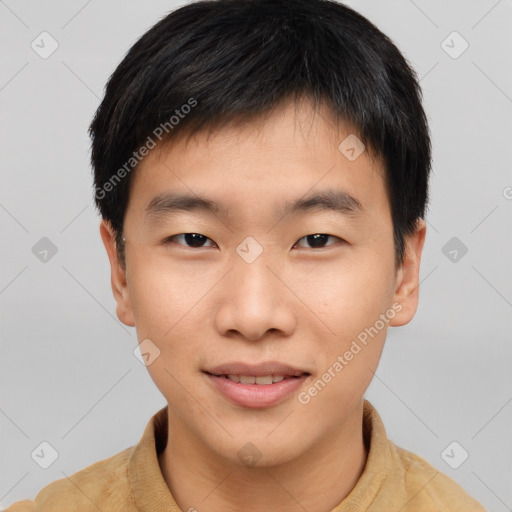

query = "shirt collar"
[{"left": 128, "top": 400, "right": 394, "bottom": 511}]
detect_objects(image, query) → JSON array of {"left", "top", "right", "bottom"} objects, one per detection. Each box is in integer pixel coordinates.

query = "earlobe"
[
  {"left": 389, "top": 219, "right": 427, "bottom": 327},
  {"left": 99, "top": 220, "right": 136, "bottom": 327}
]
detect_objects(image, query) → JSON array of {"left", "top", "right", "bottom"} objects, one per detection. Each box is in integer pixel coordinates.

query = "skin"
[{"left": 100, "top": 98, "right": 426, "bottom": 512}]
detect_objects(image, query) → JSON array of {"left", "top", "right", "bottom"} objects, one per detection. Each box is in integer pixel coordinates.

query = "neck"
[{"left": 158, "top": 402, "right": 366, "bottom": 512}]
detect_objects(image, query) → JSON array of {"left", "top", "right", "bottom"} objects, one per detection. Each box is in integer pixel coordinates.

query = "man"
[{"left": 6, "top": 0, "right": 486, "bottom": 510}]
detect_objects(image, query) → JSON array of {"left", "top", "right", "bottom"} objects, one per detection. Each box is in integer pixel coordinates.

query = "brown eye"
[
  {"left": 293, "top": 234, "right": 343, "bottom": 249},
  {"left": 163, "top": 233, "right": 217, "bottom": 248}
]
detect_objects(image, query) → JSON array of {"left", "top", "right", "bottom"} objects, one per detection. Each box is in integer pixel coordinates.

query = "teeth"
[
  {"left": 255, "top": 375, "right": 273, "bottom": 385},
  {"left": 225, "top": 375, "right": 287, "bottom": 385}
]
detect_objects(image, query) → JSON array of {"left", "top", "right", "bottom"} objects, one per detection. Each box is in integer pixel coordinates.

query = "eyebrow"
[{"left": 145, "top": 188, "right": 364, "bottom": 223}]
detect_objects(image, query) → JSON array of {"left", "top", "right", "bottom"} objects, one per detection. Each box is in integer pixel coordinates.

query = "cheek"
[
  {"left": 127, "top": 251, "right": 210, "bottom": 337},
  {"left": 127, "top": 260, "right": 203, "bottom": 409},
  {"left": 298, "top": 258, "right": 395, "bottom": 407},
  {"left": 305, "top": 256, "right": 395, "bottom": 337},
  {"left": 297, "top": 268, "right": 392, "bottom": 418},
  {"left": 126, "top": 254, "right": 213, "bottom": 398}
]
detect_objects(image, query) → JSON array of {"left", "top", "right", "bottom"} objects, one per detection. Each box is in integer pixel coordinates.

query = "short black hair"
[{"left": 89, "top": 0, "right": 431, "bottom": 267}]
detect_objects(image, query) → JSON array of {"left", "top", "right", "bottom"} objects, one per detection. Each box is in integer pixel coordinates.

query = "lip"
[
  {"left": 203, "top": 361, "right": 310, "bottom": 409},
  {"left": 205, "top": 361, "right": 309, "bottom": 377}
]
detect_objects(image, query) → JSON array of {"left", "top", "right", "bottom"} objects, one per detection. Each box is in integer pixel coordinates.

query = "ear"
[
  {"left": 389, "top": 219, "right": 427, "bottom": 327},
  {"left": 99, "top": 220, "right": 135, "bottom": 327}
]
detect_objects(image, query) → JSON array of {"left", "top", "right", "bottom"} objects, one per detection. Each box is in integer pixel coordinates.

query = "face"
[{"left": 101, "top": 99, "right": 425, "bottom": 468}]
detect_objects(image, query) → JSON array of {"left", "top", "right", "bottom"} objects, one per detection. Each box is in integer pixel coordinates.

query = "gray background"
[{"left": 1, "top": 0, "right": 511, "bottom": 510}]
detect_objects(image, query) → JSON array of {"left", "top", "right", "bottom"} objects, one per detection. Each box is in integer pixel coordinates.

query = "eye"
[
  {"left": 162, "top": 233, "right": 344, "bottom": 250},
  {"left": 163, "top": 233, "right": 217, "bottom": 248},
  {"left": 293, "top": 233, "right": 344, "bottom": 249}
]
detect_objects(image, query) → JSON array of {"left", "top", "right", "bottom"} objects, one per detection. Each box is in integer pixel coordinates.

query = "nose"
[{"left": 213, "top": 251, "right": 297, "bottom": 342}]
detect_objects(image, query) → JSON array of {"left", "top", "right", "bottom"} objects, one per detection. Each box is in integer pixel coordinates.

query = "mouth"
[
  {"left": 202, "top": 362, "right": 311, "bottom": 408},
  {"left": 204, "top": 372, "right": 309, "bottom": 385}
]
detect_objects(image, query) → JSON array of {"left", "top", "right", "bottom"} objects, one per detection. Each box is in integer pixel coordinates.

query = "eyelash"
[{"left": 162, "top": 233, "right": 345, "bottom": 250}]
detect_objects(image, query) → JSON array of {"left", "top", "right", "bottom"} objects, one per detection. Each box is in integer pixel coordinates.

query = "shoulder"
[
  {"left": 393, "top": 444, "right": 486, "bottom": 512},
  {"left": 4, "top": 446, "right": 136, "bottom": 512}
]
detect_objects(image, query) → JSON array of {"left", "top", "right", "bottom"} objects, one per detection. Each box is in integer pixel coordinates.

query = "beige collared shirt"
[{"left": 6, "top": 401, "right": 486, "bottom": 511}]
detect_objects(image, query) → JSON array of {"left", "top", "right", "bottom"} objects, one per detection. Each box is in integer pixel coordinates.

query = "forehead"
[{"left": 127, "top": 100, "right": 389, "bottom": 226}]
